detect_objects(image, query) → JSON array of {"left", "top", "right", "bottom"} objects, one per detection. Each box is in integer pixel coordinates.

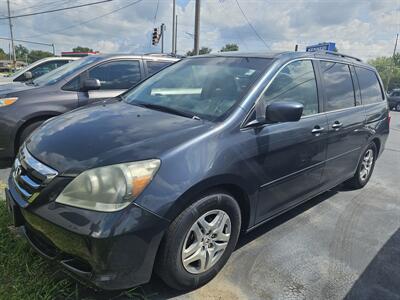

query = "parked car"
[
  {"left": 0, "top": 56, "right": 78, "bottom": 84},
  {"left": 388, "top": 89, "right": 400, "bottom": 111},
  {"left": 0, "top": 54, "right": 178, "bottom": 161},
  {"left": 5, "top": 51, "right": 389, "bottom": 291}
]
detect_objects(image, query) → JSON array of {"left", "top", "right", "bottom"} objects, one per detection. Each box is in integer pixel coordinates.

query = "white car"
[{"left": 0, "top": 56, "right": 79, "bottom": 85}]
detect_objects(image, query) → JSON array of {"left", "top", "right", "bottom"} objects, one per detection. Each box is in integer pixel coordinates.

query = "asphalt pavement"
[{"left": 0, "top": 113, "right": 399, "bottom": 300}]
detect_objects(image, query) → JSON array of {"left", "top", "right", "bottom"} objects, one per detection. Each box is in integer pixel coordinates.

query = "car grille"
[{"left": 12, "top": 146, "right": 58, "bottom": 203}]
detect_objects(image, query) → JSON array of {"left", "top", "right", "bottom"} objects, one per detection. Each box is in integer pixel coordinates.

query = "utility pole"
[
  {"left": 386, "top": 33, "right": 399, "bottom": 91},
  {"left": 174, "top": 15, "right": 178, "bottom": 54},
  {"left": 160, "top": 23, "right": 165, "bottom": 54},
  {"left": 172, "top": 0, "right": 176, "bottom": 54},
  {"left": 7, "top": 0, "right": 16, "bottom": 70},
  {"left": 194, "top": 0, "right": 200, "bottom": 55}
]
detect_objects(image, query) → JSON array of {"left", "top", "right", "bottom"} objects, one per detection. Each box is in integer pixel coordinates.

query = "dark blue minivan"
[{"left": 6, "top": 51, "right": 389, "bottom": 291}]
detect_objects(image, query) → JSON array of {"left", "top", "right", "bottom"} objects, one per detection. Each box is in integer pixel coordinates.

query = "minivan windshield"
[
  {"left": 123, "top": 57, "right": 271, "bottom": 121},
  {"left": 33, "top": 56, "right": 102, "bottom": 87}
]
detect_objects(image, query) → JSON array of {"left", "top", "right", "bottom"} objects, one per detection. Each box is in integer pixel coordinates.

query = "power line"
[
  {"left": 22, "top": 0, "right": 143, "bottom": 39},
  {"left": 0, "top": 0, "right": 114, "bottom": 20},
  {"left": 234, "top": 0, "right": 269, "bottom": 49}
]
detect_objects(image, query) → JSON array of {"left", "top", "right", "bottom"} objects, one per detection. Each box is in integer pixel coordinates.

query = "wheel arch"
[
  {"left": 14, "top": 113, "right": 60, "bottom": 154},
  {"left": 163, "top": 174, "right": 255, "bottom": 232}
]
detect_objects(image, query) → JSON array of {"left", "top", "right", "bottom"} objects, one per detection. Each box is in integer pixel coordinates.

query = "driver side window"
[{"left": 260, "top": 60, "right": 319, "bottom": 116}]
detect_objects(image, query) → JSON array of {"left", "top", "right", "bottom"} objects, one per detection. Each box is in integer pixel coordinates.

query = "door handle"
[
  {"left": 311, "top": 126, "right": 324, "bottom": 135},
  {"left": 332, "top": 121, "right": 343, "bottom": 129}
]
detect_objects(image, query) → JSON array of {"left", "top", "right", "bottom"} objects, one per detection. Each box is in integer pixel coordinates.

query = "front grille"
[{"left": 12, "top": 146, "right": 58, "bottom": 203}]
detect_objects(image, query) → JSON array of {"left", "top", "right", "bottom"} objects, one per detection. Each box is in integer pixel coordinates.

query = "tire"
[
  {"left": 156, "top": 191, "right": 241, "bottom": 291},
  {"left": 17, "top": 121, "right": 44, "bottom": 152},
  {"left": 345, "top": 142, "right": 377, "bottom": 189},
  {"left": 396, "top": 104, "right": 400, "bottom": 111}
]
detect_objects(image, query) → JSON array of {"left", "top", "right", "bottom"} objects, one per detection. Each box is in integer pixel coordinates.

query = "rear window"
[
  {"left": 355, "top": 67, "right": 384, "bottom": 104},
  {"left": 320, "top": 61, "right": 355, "bottom": 111},
  {"left": 146, "top": 60, "right": 172, "bottom": 75}
]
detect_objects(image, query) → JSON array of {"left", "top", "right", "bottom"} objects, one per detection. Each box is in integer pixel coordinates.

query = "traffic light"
[{"left": 152, "top": 28, "right": 159, "bottom": 46}]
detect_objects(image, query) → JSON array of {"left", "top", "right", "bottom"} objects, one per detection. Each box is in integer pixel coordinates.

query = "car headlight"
[
  {"left": 55, "top": 159, "right": 160, "bottom": 212},
  {"left": 0, "top": 97, "right": 18, "bottom": 107}
]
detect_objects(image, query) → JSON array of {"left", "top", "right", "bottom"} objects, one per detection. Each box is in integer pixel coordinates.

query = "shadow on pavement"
[{"left": 344, "top": 228, "right": 400, "bottom": 300}]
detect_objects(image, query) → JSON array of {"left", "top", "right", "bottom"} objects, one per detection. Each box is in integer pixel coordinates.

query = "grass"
[{"left": 0, "top": 200, "right": 148, "bottom": 300}]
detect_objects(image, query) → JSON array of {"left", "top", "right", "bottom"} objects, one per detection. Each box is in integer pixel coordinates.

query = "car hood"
[
  {"left": 26, "top": 101, "right": 212, "bottom": 175},
  {"left": 0, "top": 82, "right": 37, "bottom": 94}
]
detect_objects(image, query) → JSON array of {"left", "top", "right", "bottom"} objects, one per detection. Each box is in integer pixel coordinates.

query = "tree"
[
  {"left": 186, "top": 47, "right": 212, "bottom": 56},
  {"left": 15, "top": 44, "right": 29, "bottom": 61},
  {"left": 368, "top": 55, "right": 400, "bottom": 91},
  {"left": 72, "top": 46, "right": 93, "bottom": 52},
  {"left": 220, "top": 43, "right": 239, "bottom": 52},
  {"left": 0, "top": 48, "right": 7, "bottom": 60},
  {"left": 28, "top": 50, "right": 54, "bottom": 63}
]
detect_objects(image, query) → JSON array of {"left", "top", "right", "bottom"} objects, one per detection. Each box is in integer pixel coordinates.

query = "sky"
[{"left": 0, "top": 0, "right": 399, "bottom": 61}]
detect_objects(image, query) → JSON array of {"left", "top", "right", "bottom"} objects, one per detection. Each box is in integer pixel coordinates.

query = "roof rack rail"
[{"left": 318, "top": 50, "right": 362, "bottom": 62}]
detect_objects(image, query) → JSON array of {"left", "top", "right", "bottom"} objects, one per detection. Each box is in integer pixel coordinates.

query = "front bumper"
[{"left": 6, "top": 186, "right": 169, "bottom": 290}]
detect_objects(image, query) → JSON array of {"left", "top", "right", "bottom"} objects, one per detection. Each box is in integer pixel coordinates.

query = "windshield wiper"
[{"left": 133, "top": 102, "right": 201, "bottom": 120}]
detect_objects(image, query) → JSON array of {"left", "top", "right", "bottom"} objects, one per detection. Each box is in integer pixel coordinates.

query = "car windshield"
[
  {"left": 123, "top": 56, "right": 272, "bottom": 121},
  {"left": 33, "top": 56, "right": 102, "bottom": 86}
]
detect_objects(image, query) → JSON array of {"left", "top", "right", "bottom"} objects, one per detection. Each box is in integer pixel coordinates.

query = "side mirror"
[
  {"left": 81, "top": 78, "right": 101, "bottom": 92},
  {"left": 265, "top": 101, "right": 303, "bottom": 123},
  {"left": 24, "top": 71, "right": 32, "bottom": 80}
]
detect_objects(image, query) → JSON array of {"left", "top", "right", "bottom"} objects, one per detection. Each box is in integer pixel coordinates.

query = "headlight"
[
  {"left": 55, "top": 159, "right": 160, "bottom": 212},
  {"left": 0, "top": 97, "right": 18, "bottom": 107}
]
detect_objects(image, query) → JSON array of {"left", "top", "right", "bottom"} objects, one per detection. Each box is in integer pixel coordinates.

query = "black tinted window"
[
  {"left": 14, "top": 60, "right": 69, "bottom": 81},
  {"left": 261, "top": 60, "right": 318, "bottom": 116},
  {"left": 88, "top": 60, "right": 141, "bottom": 90},
  {"left": 146, "top": 61, "right": 172, "bottom": 75},
  {"left": 355, "top": 67, "right": 383, "bottom": 104},
  {"left": 320, "top": 61, "right": 355, "bottom": 111}
]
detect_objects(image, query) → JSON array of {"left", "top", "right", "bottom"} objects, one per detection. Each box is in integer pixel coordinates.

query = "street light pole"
[
  {"left": 194, "top": 0, "right": 200, "bottom": 55},
  {"left": 172, "top": 0, "right": 176, "bottom": 54},
  {"left": 7, "top": 0, "right": 16, "bottom": 70}
]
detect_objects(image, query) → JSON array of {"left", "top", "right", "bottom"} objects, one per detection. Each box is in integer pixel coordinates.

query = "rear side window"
[
  {"left": 146, "top": 60, "right": 172, "bottom": 76},
  {"left": 320, "top": 61, "right": 355, "bottom": 111},
  {"left": 87, "top": 60, "right": 141, "bottom": 90},
  {"left": 261, "top": 60, "right": 319, "bottom": 116},
  {"left": 355, "top": 67, "right": 383, "bottom": 104}
]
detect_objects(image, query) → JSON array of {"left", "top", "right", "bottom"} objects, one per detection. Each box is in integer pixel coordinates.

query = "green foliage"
[
  {"left": 368, "top": 53, "right": 400, "bottom": 91},
  {"left": 14, "top": 44, "right": 29, "bottom": 61},
  {"left": 72, "top": 46, "right": 93, "bottom": 53},
  {"left": 0, "top": 48, "right": 8, "bottom": 60},
  {"left": 28, "top": 50, "right": 54, "bottom": 63},
  {"left": 186, "top": 47, "right": 212, "bottom": 56},
  {"left": 220, "top": 43, "right": 239, "bottom": 52}
]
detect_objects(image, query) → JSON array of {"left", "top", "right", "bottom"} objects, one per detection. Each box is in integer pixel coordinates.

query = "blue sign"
[{"left": 306, "top": 42, "right": 336, "bottom": 52}]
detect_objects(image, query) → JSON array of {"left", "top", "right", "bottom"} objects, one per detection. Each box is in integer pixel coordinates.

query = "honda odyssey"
[{"left": 5, "top": 51, "right": 389, "bottom": 291}]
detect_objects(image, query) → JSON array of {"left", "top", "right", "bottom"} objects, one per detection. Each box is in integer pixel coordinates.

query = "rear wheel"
[
  {"left": 345, "top": 142, "right": 377, "bottom": 189},
  {"left": 156, "top": 191, "right": 241, "bottom": 290},
  {"left": 396, "top": 103, "right": 400, "bottom": 111}
]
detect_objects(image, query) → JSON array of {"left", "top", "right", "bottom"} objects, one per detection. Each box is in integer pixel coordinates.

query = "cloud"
[{"left": 0, "top": 0, "right": 398, "bottom": 60}]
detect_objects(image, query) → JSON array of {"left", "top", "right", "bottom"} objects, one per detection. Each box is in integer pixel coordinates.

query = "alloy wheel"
[
  {"left": 181, "top": 209, "right": 231, "bottom": 274},
  {"left": 359, "top": 149, "right": 374, "bottom": 182}
]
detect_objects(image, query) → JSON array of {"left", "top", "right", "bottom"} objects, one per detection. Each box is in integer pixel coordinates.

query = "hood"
[
  {"left": 26, "top": 101, "right": 212, "bottom": 175},
  {"left": 0, "top": 82, "right": 37, "bottom": 94}
]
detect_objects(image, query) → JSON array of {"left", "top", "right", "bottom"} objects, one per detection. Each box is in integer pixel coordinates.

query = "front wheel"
[
  {"left": 396, "top": 104, "right": 400, "bottom": 111},
  {"left": 156, "top": 191, "right": 241, "bottom": 290},
  {"left": 345, "top": 142, "right": 377, "bottom": 189}
]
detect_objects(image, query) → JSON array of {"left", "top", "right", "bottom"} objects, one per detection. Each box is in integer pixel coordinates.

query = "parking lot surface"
[{"left": 0, "top": 113, "right": 399, "bottom": 300}]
